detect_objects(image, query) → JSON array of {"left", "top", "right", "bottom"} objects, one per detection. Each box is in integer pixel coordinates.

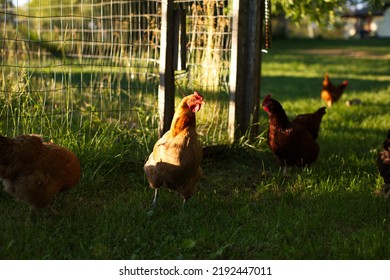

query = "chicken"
[
  {"left": 144, "top": 92, "right": 205, "bottom": 208},
  {"left": 0, "top": 134, "right": 81, "bottom": 212},
  {"left": 321, "top": 72, "right": 348, "bottom": 107},
  {"left": 262, "top": 95, "right": 325, "bottom": 173},
  {"left": 376, "top": 130, "right": 390, "bottom": 197}
]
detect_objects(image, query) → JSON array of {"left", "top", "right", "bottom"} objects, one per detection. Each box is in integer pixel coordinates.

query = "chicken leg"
[{"left": 151, "top": 189, "right": 159, "bottom": 209}]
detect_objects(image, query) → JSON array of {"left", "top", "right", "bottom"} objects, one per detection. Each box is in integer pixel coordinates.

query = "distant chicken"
[
  {"left": 262, "top": 95, "right": 326, "bottom": 172},
  {"left": 0, "top": 134, "right": 81, "bottom": 212},
  {"left": 144, "top": 92, "right": 205, "bottom": 208},
  {"left": 376, "top": 130, "right": 390, "bottom": 197},
  {"left": 321, "top": 72, "right": 348, "bottom": 107}
]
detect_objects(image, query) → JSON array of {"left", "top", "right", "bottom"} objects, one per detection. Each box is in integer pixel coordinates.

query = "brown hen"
[
  {"left": 144, "top": 92, "right": 205, "bottom": 208},
  {"left": 262, "top": 95, "right": 325, "bottom": 173},
  {"left": 0, "top": 134, "right": 81, "bottom": 212},
  {"left": 321, "top": 72, "right": 348, "bottom": 107}
]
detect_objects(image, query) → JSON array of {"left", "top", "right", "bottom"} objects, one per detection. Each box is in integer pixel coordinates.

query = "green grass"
[{"left": 1, "top": 38, "right": 390, "bottom": 259}]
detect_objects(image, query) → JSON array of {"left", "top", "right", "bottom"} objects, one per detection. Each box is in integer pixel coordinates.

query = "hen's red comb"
[
  {"left": 194, "top": 91, "right": 203, "bottom": 100},
  {"left": 264, "top": 94, "right": 271, "bottom": 101}
]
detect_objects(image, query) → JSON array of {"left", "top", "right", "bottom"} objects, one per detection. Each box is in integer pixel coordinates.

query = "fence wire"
[{"left": 0, "top": 0, "right": 232, "bottom": 142}]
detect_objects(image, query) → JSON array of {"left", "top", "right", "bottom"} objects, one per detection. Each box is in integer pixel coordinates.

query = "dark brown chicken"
[
  {"left": 0, "top": 134, "right": 81, "bottom": 212},
  {"left": 144, "top": 92, "right": 205, "bottom": 208},
  {"left": 321, "top": 72, "right": 348, "bottom": 107},
  {"left": 376, "top": 130, "right": 390, "bottom": 197},
  {"left": 262, "top": 95, "right": 325, "bottom": 171}
]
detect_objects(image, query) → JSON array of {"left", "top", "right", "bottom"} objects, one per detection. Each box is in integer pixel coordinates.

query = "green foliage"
[{"left": 273, "top": 0, "right": 387, "bottom": 26}]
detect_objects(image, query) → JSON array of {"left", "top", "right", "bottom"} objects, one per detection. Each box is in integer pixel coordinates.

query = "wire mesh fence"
[{"left": 0, "top": 0, "right": 232, "bottom": 143}]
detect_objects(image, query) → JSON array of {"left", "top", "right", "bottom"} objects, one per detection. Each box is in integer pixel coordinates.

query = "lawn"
[{"left": 1, "top": 38, "right": 390, "bottom": 259}]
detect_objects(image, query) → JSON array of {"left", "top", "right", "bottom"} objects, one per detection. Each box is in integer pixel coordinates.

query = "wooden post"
[
  {"left": 158, "top": 0, "right": 175, "bottom": 137},
  {"left": 173, "top": 4, "right": 186, "bottom": 71},
  {"left": 228, "top": 0, "right": 263, "bottom": 141}
]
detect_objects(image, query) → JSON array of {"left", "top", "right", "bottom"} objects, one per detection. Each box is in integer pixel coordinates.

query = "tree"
[{"left": 272, "top": 0, "right": 386, "bottom": 26}]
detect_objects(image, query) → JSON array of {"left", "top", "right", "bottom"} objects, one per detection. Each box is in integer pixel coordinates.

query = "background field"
[{"left": 1, "top": 38, "right": 390, "bottom": 259}]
